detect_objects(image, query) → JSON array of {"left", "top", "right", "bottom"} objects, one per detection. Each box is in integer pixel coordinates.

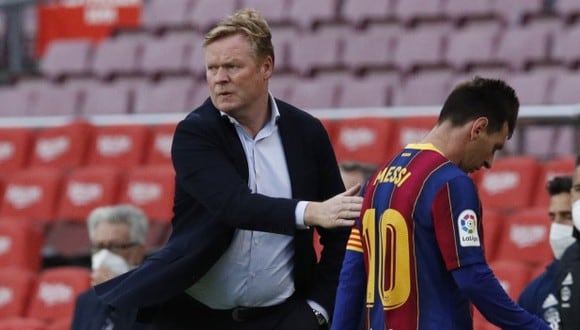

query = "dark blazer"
[
  {"left": 72, "top": 289, "right": 150, "bottom": 330},
  {"left": 95, "top": 98, "right": 348, "bottom": 323}
]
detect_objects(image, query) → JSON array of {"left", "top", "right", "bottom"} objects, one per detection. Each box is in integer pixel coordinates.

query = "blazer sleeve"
[{"left": 171, "top": 112, "right": 299, "bottom": 235}]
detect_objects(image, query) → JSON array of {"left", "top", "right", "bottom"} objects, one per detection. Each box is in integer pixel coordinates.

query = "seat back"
[
  {"left": 0, "top": 169, "right": 63, "bottom": 224},
  {"left": 56, "top": 166, "right": 124, "bottom": 222},
  {"left": 29, "top": 122, "right": 92, "bottom": 170},
  {"left": 494, "top": 208, "right": 553, "bottom": 267},
  {"left": 533, "top": 156, "right": 576, "bottom": 207},
  {"left": 477, "top": 156, "right": 541, "bottom": 211},
  {"left": 0, "top": 317, "right": 47, "bottom": 330},
  {"left": 0, "top": 128, "right": 33, "bottom": 172},
  {"left": 0, "top": 221, "right": 43, "bottom": 272},
  {"left": 26, "top": 267, "right": 91, "bottom": 323},
  {"left": 86, "top": 125, "right": 149, "bottom": 169},
  {"left": 119, "top": 165, "right": 175, "bottom": 223},
  {"left": 0, "top": 268, "right": 36, "bottom": 318},
  {"left": 333, "top": 117, "right": 397, "bottom": 166},
  {"left": 145, "top": 123, "right": 177, "bottom": 166},
  {"left": 393, "top": 116, "right": 438, "bottom": 151}
]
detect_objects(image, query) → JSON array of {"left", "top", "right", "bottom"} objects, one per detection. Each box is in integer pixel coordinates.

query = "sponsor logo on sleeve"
[{"left": 458, "top": 209, "right": 480, "bottom": 247}]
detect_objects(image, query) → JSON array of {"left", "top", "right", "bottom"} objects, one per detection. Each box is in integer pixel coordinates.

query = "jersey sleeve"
[
  {"left": 432, "top": 174, "right": 486, "bottom": 271},
  {"left": 331, "top": 226, "right": 366, "bottom": 330}
]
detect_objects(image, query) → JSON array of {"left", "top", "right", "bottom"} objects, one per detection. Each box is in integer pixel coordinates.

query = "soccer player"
[{"left": 332, "top": 77, "right": 552, "bottom": 330}]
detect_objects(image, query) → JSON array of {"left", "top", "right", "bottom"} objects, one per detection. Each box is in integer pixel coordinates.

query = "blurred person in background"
[
  {"left": 518, "top": 176, "right": 574, "bottom": 328},
  {"left": 332, "top": 77, "right": 552, "bottom": 330},
  {"left": 556, "top": 155, "right": 580, "bottom": 329},
  {"left": 72, "top": 204, "right": 149, "bottom": 330},
  {"left": 339, "top": 161, "right": 378, "bottom": 190},
  {"left": 94, "top": 8, "right": 362, "bottom": 330}
]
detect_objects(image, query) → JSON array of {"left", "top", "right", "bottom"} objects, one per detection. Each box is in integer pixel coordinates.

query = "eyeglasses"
[{"left": 90, "top": 242, "right": 138, "bottom": 254}]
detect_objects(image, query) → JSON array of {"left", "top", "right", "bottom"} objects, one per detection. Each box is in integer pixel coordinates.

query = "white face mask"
[
  {"left": 573, "top": 200, "right": 580, "bottom": 232},
  {"left": 92, "top": 249, "right": 131, "bottom": 276},
  {"left": 549, "top": 222, "right": 576, "bottom": 259}
]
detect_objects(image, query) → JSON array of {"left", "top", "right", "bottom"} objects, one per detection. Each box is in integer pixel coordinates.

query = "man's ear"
[{"left": 470, "top": 117, "right": 489, "bottom": 140}]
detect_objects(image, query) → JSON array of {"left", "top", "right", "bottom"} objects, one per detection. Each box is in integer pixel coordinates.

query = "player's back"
[{"left": 361, "top": 144, "right": 483, "bottom": 330}]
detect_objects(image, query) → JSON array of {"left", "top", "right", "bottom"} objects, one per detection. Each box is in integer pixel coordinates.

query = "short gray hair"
[{"left": 87, "top": 204, "right": 149, "bottom": 245}]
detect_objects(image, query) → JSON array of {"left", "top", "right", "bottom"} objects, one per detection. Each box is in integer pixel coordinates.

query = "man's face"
[
  {"left": 460, "top": 121, "right": 509, "bottom": 173},
  {"left": 204, "top": 33, "right": 272, "bottom": 117},
  {"left": 92, "top": 222, "right": 142, "bottom": 266},
  {"left": 549, "top": 192, "right": 573, "bottom": 226}
]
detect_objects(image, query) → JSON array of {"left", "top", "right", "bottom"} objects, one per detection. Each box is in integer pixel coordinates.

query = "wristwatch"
[{"left": 312, "top": 308, "right": 327, "bottom": 326}]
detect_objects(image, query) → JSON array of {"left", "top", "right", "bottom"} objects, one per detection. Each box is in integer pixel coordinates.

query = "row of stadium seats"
[
  {"left": 138, "top": 0, "right": 554, "bottom": 33},
  {"left": 37, "top": 20, "right": 580, "bottom": 81},
  {"left": 5, "top": 67, "right": 580, "bottom": 119},
  {"left": 0, "top": 266, "right": 89, "bottom": 330}
]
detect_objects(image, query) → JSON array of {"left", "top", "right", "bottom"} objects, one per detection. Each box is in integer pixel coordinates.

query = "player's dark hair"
[
  {"left": 546, "top": 176, "right": 572, "bottom": 197},
  {"left": 438, "top": 76, "right": 519, "bottom": 138},
  {"left": 576, "top": 154, "right": 580, "bottom": 166}
]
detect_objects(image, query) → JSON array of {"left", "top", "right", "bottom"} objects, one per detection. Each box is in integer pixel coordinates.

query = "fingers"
[{"left": 340, "top": 183, "right": 361, "bottom": 196}]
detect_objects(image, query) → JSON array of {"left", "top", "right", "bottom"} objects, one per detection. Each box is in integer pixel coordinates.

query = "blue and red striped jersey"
[{"left": 338, "top": 144, "right": 486, "bottom": 330}]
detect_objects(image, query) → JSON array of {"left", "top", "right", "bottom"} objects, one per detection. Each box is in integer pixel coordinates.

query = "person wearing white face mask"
[
  {"left": 556, "top": 155, "right": 580, "bottom": 329},
  {"left": 518, "top": 175, "right": 574, "bottom": 327},
  {"left": 71, "top": 204, "right": 149, "bottom": 330}
]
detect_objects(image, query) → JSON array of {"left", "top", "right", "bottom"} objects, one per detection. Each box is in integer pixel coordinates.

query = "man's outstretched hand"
[{"left": 304, "top": 184, "right": 364, "bottom": 228}]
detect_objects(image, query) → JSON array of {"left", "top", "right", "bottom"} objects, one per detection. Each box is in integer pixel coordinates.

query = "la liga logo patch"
[{"left": 458, "top": 209, "right": 480, "bottom": 247}]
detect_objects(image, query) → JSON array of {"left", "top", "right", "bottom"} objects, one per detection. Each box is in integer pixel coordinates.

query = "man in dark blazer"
[{"left": 95, "top": 8, "right": 362, "bottom": 330}]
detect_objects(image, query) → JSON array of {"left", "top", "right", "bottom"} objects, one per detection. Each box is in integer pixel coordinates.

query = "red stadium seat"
[
  {"left": 489, "top": 260, "right": 534, "bottom": 301},
  {"left": 26, "top": 267, "right": 91, "bottom": 323},
  {"left": 0, "top": 168, "right": 63, "bottom": 224},
  {"left": 0, "top": 268, "right": 36, "bottom": 318},
  {"left": 494, "top": 208, "right": 553, "bottom": 267},
  {"left": 29, "top": 122, "right": 93, "bottom": 170},
  {"left": 145, "top": 123, "right": 177, "bottom": 166},
  {"left": 0, "top": 318, "right": 47, "bottom": 330},
  {"left": 56, "top": 166, "right": 124, "bottom": 222},
  {"left": 533, "top": 156, "right": 576, "bottom": 207},
  {"left": 0, "top": 221, "right": 43, "bottom": 272},
  {"left": 86, "top": 124, "right": 149, "bottom": 169},
  {"left": 46, "top": 317, "right": 71, "bottom": 330},
  {"left": 333, "top": 117, "right": 397, "bottom": 166},
  {"left": 477, "top": 156, "right": 541, "bottom": 211},
  {"left": 119, "top": 165, "right": 175, "bottom": 223},
  {"left": 392, "top": 116, "right": 438, "bottom": 151},
  {"left": 481, "top": 210, "right": 504, "bottom": 263},
  {"left": 0, "top": 127, "right": 33, "bottom": 172}
]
